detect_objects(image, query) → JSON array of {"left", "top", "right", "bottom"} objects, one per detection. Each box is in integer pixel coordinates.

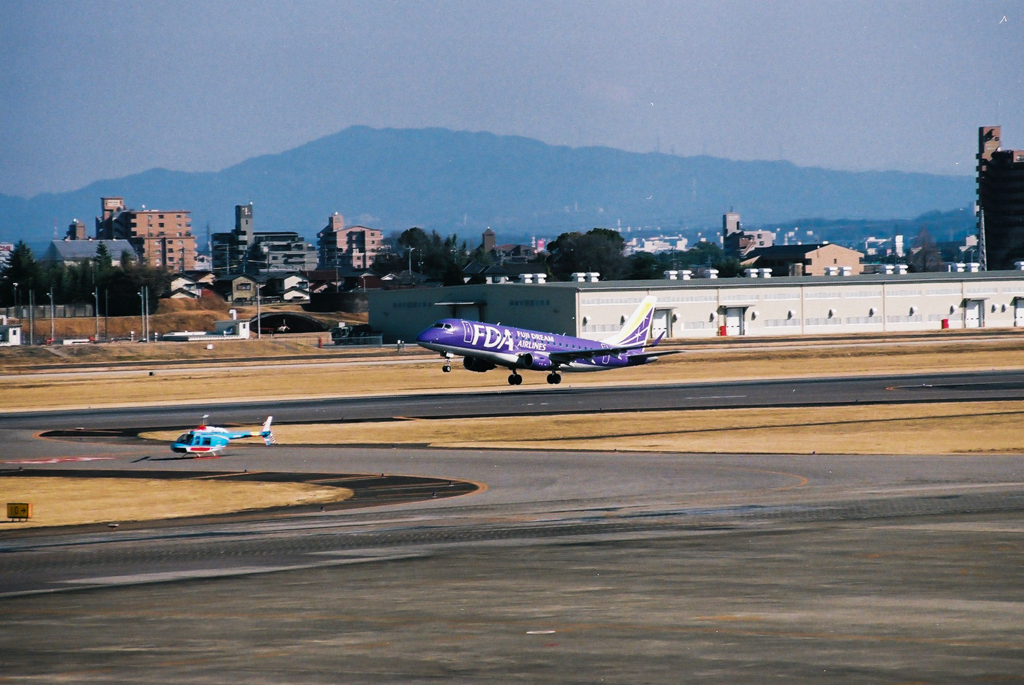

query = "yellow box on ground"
[{"left": 7, "top": 502, "right": 33, "bottom": 520}]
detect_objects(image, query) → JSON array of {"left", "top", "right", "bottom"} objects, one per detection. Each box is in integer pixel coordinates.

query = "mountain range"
[{"left": 0, "top": 126, "right": 976, "bottom": 248}]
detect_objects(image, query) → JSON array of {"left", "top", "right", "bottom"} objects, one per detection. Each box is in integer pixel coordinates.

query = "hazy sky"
[{"left": 1, "top": 1, "right": 1021, "bottom": 197}]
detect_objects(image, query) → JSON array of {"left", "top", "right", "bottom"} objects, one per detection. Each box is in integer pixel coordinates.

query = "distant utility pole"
[{"left": 978, "top": 208, "right": 987, "bottom": 271}]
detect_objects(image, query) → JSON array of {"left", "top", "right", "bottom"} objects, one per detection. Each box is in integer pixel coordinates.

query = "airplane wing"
[
  {"left": 547, "top": 340, "right": 654, "bottom": 365},
  {"left": 623, "top": 349, "right": 685, "bottom": 364}
]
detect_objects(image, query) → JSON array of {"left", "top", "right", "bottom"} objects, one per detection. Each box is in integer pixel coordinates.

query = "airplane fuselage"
[{"left": 416, "top": 319, "right": 645, "bottom": 373}]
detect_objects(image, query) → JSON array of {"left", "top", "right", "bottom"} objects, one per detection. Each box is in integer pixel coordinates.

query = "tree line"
[
  {"left": 371, "top": 227, "right": 743, "bottom": 283},
  {"left": 0, "top": 242, "right": 169, "bottom": 315}
]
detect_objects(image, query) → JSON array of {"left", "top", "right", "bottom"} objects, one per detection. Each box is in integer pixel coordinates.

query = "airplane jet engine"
[{"left": 517, "top": 353, "right": 553, "bottom": 370}]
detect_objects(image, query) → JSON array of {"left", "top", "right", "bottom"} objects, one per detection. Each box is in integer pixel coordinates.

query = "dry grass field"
[
  {"left": 4, "top": 337, "right": 1024, "bottom": 412},
  {"left": 0, "top": 477, "right": 353, "bottom": 529},
  {"left": 139, "top": 400, "right": 1024, "bottom": 455}
]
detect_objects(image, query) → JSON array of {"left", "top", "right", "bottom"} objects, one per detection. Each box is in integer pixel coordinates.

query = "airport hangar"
[{"left": 368, "top": 270, "right": 1024, "bottom": 343}]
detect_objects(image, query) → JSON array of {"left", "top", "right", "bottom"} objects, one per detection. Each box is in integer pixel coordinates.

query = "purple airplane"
[{"left": 416, "top": 296, "right": 671, "bottom": 385}]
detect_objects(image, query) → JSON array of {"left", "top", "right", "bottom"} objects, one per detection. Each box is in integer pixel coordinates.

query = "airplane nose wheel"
[
  {"left": 546, "top": 373, "right": 561, "bottom": 385},
  {"left": 442, "top": 364, "right": 451, "bottom": 373},
  {"left": 507, "top": 373, "right": 523, "bottom": 386}
]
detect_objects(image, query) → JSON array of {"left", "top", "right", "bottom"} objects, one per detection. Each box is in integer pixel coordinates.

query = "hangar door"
[
  {"left": 964, "top": 299, "right": 984, "bottom": 328},
  {"left": 652, "top": 309, "right": 671, "bottom": 339},
  {"left": 1015, "top": 298, "right": 1024, "bottom": 327},
  {"left": 724, "top": 307, "right": 745, "bottom": 336}
]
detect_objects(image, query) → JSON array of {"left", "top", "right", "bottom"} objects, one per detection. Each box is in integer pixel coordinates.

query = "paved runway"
[
  {"left": 2, "top": 370, "right": 1023, "bottom": 682},
  {"left": 4, "top": 369, "right": 1024, "bottom": 431}
]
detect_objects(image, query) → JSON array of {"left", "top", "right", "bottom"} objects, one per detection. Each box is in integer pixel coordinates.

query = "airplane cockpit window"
[
  {"left": 175, "top": 433, "right": 192, "bottom": 444},
  {"left": 432, "top": 323, "right": 446, "bottom": 328}
]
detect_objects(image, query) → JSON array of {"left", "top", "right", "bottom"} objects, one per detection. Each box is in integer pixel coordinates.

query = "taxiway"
[{"left": 1, "top": 370, "right": 1023, "bottom": 682}]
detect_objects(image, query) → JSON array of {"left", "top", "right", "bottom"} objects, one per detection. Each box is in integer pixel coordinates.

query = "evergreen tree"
[
  {"left": 94, "top": 242, "right": 113, "bottom": 272},
  {"left": 0, "top": 242, "right": 42, "bottom": 306}
]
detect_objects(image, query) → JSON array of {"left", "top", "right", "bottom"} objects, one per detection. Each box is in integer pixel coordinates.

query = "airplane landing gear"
[
  {"left": 546, "top": 372, "right": 562, "bottom": 385},
  {"left": 441, "top": 352, "right": 453, "bottom": 373},
  {"left": 442, "top": 363, "right": 451, "bottom": 373},
  {"left": 507, "top": 372, "right": 523, "bottom": 386}
]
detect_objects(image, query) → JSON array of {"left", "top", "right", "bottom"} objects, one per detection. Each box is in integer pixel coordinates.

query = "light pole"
[
  {"left": 256, "top": 280, "right": 262, "bottom": 340},
  {"left": 45, "top": 287, "right": 55, "bottom": 343},
  {"left": 12, "top": 282, "right": 18, "bottom": 320},
  {"left": 408, "top": 247, "right": 416, "bottom": 284},
  {"left": 138, "top": 286, "right": 149, "bottom": 342},
  {"left": 93, "top": 287, "right": 100, "bottom": 341}
]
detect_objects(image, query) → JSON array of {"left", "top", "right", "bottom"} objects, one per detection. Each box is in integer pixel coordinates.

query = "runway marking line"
[{"left": 7, "top": 606, "right": 1021, "bottom": 652}]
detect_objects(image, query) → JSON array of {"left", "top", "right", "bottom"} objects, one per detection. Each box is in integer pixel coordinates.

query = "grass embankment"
[
  {"left": 0, "top": 301, "right": 370, "bottom": 369},
  {"left": 0, "top": 477, "right": 353, "bottom": 529},
  {"left": 0, "top": 298, "right": 366, "bottom": 349}
]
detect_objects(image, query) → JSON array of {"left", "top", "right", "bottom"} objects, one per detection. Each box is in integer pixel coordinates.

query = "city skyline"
[{"left": 2, "top": 1, "right": 1021, "bottom": 198}]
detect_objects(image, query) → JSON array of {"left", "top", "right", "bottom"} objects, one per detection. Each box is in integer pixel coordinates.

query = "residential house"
[
  {"left": 214, "top": 274, "right": 261, "bottom": 305},
  {"left": 169, "top": 275, "right": 200, "bottom": 299},
  {"left": 264, "top": 273, "right": 311, "bottom": 303}
]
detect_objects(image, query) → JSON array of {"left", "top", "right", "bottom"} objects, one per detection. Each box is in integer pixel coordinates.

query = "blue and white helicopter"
[{"left": 170, "top": 415, "right": 275, "bottom": 456}]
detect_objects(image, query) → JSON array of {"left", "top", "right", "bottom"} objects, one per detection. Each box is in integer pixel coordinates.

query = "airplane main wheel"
[
  {"left": 546, "top": 373, "right": 558, "bottom": 385},
  {"left": 553, "top": 374, "right": 562, "bottom": 384},
  {"left": 507, "top": 374, "right": 517, "bottom": 386}
]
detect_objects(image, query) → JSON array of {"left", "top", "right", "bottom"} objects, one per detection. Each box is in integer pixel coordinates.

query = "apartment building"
[{"left": 94, "top": 197, "right": 196, "bottom": 270}]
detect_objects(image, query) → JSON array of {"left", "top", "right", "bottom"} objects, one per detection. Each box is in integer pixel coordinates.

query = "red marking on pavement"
[{"left": 3, "top": 456, "right": 116, "bottom": 464}]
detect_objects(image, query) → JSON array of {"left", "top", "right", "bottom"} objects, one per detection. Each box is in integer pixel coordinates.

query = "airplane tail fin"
[
  {"left": 602, "top": 296, "right": 657, "bottom": 347},
  {"left": 260, "top": 416, "right": 275, "bottom": 446}
]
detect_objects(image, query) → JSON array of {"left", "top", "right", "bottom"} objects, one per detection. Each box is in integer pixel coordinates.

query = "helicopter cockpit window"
[{"left": 175, "top": 433, "right": 192, "bottom": 444}]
